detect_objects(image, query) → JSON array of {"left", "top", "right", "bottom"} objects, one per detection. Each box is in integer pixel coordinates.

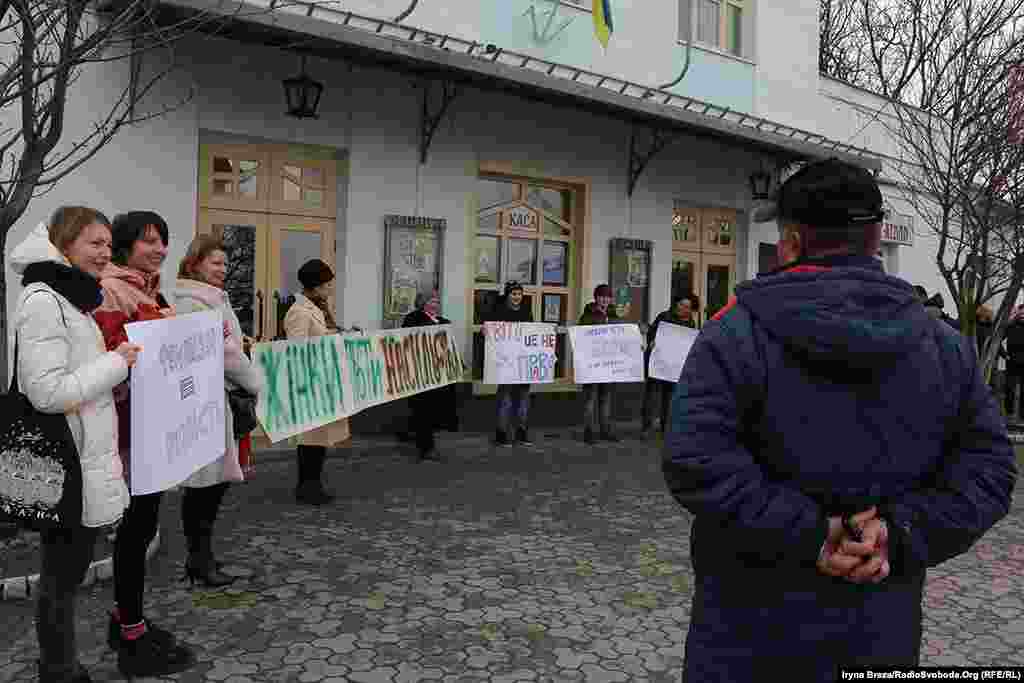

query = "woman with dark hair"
[
  {"left": 403, "top": 289, "right": 454, "bottom": 462},
  {"left": 169, "top": 235, "right": 264, "bottom": 585},
  {"left": 484, "top": 281, "right": 534, "bottom": 446},
  {"left": 283, "top": 258, "right": 350, "bottom": 504},
  {"left": 93, "top": 210, "right": 195, "bottom": 678},
  {"left": 9, "top": 208, "right": 140, "bottom": 683},
  {"left": 642, "top": 294, "right": 698, "bottom": 434}
]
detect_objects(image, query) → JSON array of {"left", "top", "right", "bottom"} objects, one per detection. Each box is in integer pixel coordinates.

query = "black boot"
[
  {"left": 515, "top": 426, "right": 533, "bottom": 445},
  {"left": 583, "top": 428, "right": 597, "bottom": 445},
  {"left": 116, "top": 626, "right": 195, "bottom": 678},
  {"left": 495, "top": 429, "right": 511, "bottom": 447},
  {"left": 184, "top": 534, "right": 235, "bottom": 588},
  {"left": 37, "top": 660, "right": 91, "bottom": 683},
  {"left": 296, "top": 446, "right": 335, "bottom": 505}
]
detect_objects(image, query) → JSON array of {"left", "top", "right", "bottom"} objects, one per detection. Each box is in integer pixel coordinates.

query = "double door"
[
  {"left": 671, "top": 205, "right": 738, "bottom": 324},
  {"left": 197, "top": 209, "right": 335, "bottom": 343}
]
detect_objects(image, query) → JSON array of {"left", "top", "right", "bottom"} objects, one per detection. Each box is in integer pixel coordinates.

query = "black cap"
[
  {"left": 297, "top": 259, "right": 334, "bottom": 289},
  {"left": 754, "top": 158, "right": 885, "bottom": 227},
  {"left": 504, "top": 281, "right": 524, "bottom": 296}
]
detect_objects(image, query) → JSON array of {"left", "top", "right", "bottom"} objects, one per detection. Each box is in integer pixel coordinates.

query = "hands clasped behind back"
[{"left": 816, "top": 506, "right": 891, "bottom": 584}]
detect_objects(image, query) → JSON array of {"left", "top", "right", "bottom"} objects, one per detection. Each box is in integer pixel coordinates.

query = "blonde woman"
[
  {"left": 283, "top": 259, "right": 350, "bottom": 504},
  {"left": 8, "top": 208, "right": 139, "bottom": 683},
  {"left": 169, "top": 235, "right": 263, "bottom": 586}
]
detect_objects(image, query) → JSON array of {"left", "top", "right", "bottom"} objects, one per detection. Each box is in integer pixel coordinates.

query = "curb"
[{"left": 0, "top": 529, "right": 161, "bottom": 602}]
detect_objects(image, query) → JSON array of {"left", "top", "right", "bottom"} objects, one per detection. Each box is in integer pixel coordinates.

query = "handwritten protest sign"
[
  {"left": 254, "top": 324, "right": 465, "bottom": 443},
  {"left": 648, "top": 322, "right": 700, "bottom": 383},
  {"left": 126, "top": 310, "right": 225, "bottom": 495},
  {"left": 568, "top": 324, "right": 644, "bottom": 384},
  {"left": 483, "top": 322, "right": 558, "bottom": 384}
]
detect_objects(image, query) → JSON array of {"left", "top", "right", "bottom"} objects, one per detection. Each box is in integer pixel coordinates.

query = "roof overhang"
[{"left": 158, "top": 0, "right": 883, "bottom": 172}]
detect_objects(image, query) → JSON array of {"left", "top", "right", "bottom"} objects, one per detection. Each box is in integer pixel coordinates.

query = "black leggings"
[
  {"left": 113, "top": 491, "right": 163, "bottom": 626},
  {"left": 181, "top": 483, "right": 230, "bottom": 556},
  {"left": 37, "top": 525, "right": 99, "bottom": 679}
]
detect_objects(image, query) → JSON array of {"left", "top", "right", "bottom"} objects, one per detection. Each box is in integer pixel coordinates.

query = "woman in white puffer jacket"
[{"left": 8, "top": 208, "right": 141, "bottom": 683}]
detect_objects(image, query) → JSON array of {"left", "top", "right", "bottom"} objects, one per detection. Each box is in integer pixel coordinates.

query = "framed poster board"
[
  {"left": 383, "top": 215, "right": 446, "bottom": 329},
  {"left": 608, "top": 238, "right": 652, "bottom": 327}
]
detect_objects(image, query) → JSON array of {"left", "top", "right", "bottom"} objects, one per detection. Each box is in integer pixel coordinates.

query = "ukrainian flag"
[{"left": 593, "top": 0, "right": 613, "bottom": 48}]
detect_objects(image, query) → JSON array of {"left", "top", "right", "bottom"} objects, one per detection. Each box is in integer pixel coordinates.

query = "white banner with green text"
[{"left": 253, "top": 325, "right": 465, "bottom": 443}]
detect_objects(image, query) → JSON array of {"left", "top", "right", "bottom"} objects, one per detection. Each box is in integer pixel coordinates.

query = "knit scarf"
[{"left": 307, "top": 291, "right": 338, "bottom": 331}]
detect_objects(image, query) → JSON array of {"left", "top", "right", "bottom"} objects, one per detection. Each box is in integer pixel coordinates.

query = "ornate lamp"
[{"left": 283, "top": 55, "right": 324, "bottom": 119}]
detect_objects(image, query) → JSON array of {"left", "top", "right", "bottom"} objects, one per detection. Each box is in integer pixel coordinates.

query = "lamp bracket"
[
  {"left": 416, "top": 77, "right": 461, "bottom": 165},
  {"left": 628, "top": 125, "right": 677, "bottom": 197}
]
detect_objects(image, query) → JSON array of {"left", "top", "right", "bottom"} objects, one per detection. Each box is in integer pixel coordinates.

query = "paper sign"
[
  {"left": 568, "top": 323, "right": 644, "bottom": 384},
  {"left": 254, "top": 324, "right": 465, "bottom": 443},
  {"left": 126, "top": 310, "right": 226, "bottom": 495},
  {"left": 648, "top": 322, "right": 699, "bottom": 383},
  {"left": 483, "top": 322, "right": 558, "bottom": 384}
]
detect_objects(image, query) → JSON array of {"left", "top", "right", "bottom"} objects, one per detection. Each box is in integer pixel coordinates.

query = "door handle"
[{"left": 255, "top": 290, "right": 264, "bottom": 340}]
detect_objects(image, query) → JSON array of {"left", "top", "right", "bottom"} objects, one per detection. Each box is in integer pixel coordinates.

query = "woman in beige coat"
[
  {"left": 283, "top": 259, "right": 350, "bottom": 505},
  {"left": 169, "top": 235, "right": 264, "bottom": 585}
]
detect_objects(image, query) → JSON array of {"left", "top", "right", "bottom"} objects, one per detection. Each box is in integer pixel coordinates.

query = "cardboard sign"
[
  {"left": 568, "top": 323, "right": 644, "bottom": 384},
  {"left": 126, "top": 310, "right": 226, "bottom": 495},
  {"left": 483, "top": 322, "right": 558, "bottom": 384},
  {"left": 648, "top": 322, "right": 700, "bottom": 383}
]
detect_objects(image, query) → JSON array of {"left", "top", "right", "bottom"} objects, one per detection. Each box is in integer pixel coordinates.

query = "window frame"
[{"left": 679, "top": 0, "right": 748, "bottom": 60}]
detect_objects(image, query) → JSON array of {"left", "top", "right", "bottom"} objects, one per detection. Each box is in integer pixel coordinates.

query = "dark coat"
[
  {"left": 1006, "top": 318, "right": 1024, "bottom": 365},
  {"left": 577, "top": 302, "right": 620, "bottom": 325},
  {"left": 663, "top": 254, "right": 1016, "bottom": 681},
  {"left": 402, "top": 308, "right": 458, "bottom": 432},
  {"left": 484, "top": 297, "right": 534, "bottom": 323}
]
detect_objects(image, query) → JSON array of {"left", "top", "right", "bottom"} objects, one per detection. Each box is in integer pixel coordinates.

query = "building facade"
[{"left": 4, "top": 0, "right": 953, "bottom": 419}]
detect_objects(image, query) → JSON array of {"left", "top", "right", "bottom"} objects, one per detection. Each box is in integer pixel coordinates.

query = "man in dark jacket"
[
  {"left": 578, "top": 284, "right": 621, "bottom": 444},
  {"left": 663, "top": 158, "right": 1016, "bottom": 681},
  {"left": 402, "top": 289, "right": 456, "bottom": 462},
  {"left": 642, "top": 294, "right": 698, "bottom": 434},
  {"left": 484, "top": 281, "right": 535, "bottom": 445}
]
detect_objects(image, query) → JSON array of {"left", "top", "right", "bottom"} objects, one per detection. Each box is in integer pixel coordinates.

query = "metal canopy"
[{"left": 160, "top": 0, "right": 883, "bottom": 172}]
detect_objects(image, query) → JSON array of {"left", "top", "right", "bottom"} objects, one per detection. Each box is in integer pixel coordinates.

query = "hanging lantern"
[{"left": 283, "top": 55, "right": 323, "bottom": 119}]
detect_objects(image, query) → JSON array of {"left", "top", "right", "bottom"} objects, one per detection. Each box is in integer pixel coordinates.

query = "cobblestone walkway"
[{"left": 1, "top": 432, "right": 1021, "bottom": 681}]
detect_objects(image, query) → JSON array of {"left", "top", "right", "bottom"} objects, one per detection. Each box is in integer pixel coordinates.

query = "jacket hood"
[
  {"left": 171, "top": 278, "right": 228, "bottom": 308},
  {"left": 8, "top": 222, "right": 70, "bottom": 275},
  {"left": 735, "top": 256, "right": 933, "bottom": 373}
]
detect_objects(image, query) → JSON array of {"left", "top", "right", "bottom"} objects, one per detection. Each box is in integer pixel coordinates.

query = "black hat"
[
  {"left": 504, "top": 281, "right": 524, "bottom": 296},
  {"left": 298, "top": 259, "right": 335, "bottom": 289},
  {"left": 594, "top": 283, "right": 613, "bottom": 298},
  {"left": 754, "top": 158, "right": 885, "bottom": 227}
]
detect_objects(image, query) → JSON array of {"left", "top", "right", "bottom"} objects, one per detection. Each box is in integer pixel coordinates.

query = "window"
[
  {"left": 472, "top": 176, "right": 577, "bottom": 382},
  {"left": 680, "top": 0, "right": 745, "bottom": 58}
]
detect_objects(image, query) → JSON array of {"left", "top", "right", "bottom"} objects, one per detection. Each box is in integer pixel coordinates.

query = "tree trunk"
[{"left": 0, "top": 226, "right": 8, "bottom": 392}]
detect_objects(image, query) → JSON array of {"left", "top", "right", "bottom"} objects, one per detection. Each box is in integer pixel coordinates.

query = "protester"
[
  {"left": 642, "top": 294, "right": 697, "bottom": 434},
  {"left": 402, "top": 289, "right": 457, "bottom": 461},
  {"left": 922, "top": 291, "right": 958, "bottom": 329},
  {"left": 283, "top": 259, "right": 350, "bottom": 504},
  {"left": 578, "top": 284, "right": 621, "bottom": 444},
  {"left": 169, "top": 236, "right": 264, "bottom": 586},
  {"left": 484, "top": 281, "right": 534, "bottom": 446},
  {"left": 663, "top": 158, "right": 1016, "bottom": 680},
  {"left": 912, "top": 284, "right": 928, "bottom": 302},
  {"left": 93, "top": 211, "right": 195, "bottom": 677},
  {"left": 975, "top": 304, "right": 999, "bottom": 358},
  {"left": 1005, "top": 305, "right": 1024, "bottom": 421},
  {"left": 8, "top": 209, "right": 140, "bottom": 683}
]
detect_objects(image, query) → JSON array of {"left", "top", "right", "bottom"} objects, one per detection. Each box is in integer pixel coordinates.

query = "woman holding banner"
[
  {"left": 283, "top": 259, "right": 350, "bottom": 505},
  {"left": 642, "top": 294, "right": 698, "bottom": 435},
  {"left": 93, "top": 211, "right": 196, "bottom": 678},
  {"left": 484, "top": 281, "right": 535, "bottom": 446},
  {"left": 578, "top": 284, "right": 621, "bottom": 445},
  {"left": 402, "top": 290, "right": 455, "bottom": 462},
  {"left": 8, "top": 208, "right": 141, "bottom": 683},
  {"left": 170, "top": 235, "right": 264, "bottom": 586}
]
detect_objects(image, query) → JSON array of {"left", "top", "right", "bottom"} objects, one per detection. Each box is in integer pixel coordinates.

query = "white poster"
[
  {"left": 568, "top": 323, "right": 645, "bottom": 384},
  {"left": 126, "top": 310, "right": 226, "bottom": 495},
  {"left": 648, "top": 322, "right": 700, "bottom": 383},
  {"left": 483, "top": 322, "right": 558, "bottom": 384}
]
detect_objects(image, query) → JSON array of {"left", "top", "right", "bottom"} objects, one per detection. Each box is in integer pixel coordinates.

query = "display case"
[{"left": 382, "top": 215, "right": 446, "bottom": 328}]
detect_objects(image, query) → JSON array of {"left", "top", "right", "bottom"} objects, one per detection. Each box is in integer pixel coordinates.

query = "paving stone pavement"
[{"left": 1, "top": 430, "right": 1022, "bottom": 682}]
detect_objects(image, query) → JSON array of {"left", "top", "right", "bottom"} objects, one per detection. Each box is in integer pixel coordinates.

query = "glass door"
[
  {"left": 197, "top": 209, "right": 271, "bottom": 342},
  {"left": 269, "top": 215, "right": 337, "bottom": 338}
]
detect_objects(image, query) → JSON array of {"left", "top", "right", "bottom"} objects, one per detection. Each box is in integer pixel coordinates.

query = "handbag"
[
  {"left": 0, "top": 291, "right": 83, "bottom": 530},
  {"left": 227, "top": 387, "right": 258, "bottom": 440}
]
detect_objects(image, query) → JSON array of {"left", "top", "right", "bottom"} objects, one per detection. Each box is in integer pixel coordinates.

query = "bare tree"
[
  {"left": 0, "top": 0, "right": 339, "bottom": 387},
  {"left": 850, "top": 0, "right": 1024, "bottom": 382},
  {"left": 819, "top": 0, "right": 873, "bottom": 87}
]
